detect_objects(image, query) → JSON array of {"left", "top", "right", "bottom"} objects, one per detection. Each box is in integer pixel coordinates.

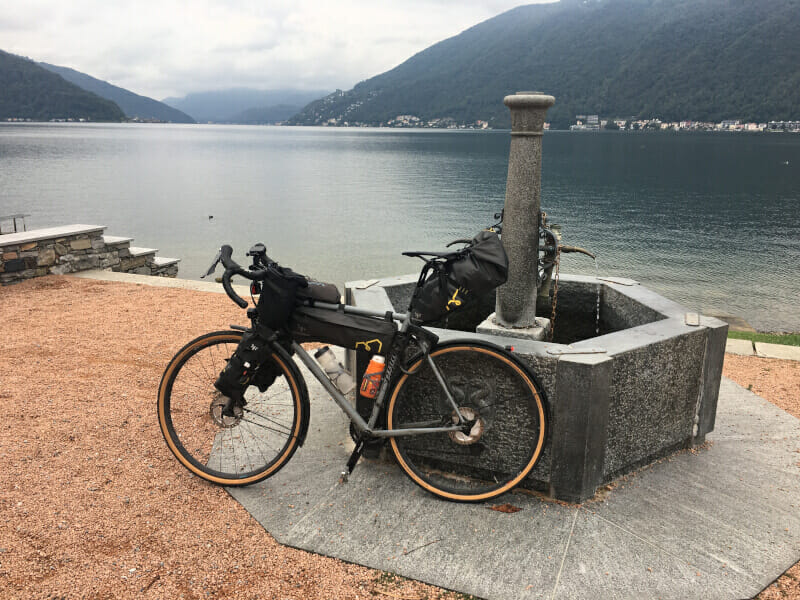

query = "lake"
[{"left": 1, "top": 123, "right": 798, "bottom": 331}]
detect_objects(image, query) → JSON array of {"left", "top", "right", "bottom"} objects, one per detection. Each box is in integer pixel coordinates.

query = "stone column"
[{"left": 495, "top": 92, "right": 555, "bottom": 328}]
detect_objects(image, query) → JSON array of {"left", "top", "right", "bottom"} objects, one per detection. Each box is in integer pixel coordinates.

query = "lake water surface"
[{"left": 1, "top": 123, "right": 798, "bottom": 331}]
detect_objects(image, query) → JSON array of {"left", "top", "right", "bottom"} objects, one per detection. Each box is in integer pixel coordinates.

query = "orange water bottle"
[{"left": 360, "top": 356, "right": 386, "bottom": 399}]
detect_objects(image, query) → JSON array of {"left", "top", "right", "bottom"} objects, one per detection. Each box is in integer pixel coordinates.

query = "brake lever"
[{"left": 201, "top": 249, "right": 222, "bottom": 278}]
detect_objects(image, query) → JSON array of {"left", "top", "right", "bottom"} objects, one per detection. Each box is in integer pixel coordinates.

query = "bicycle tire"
[
  {"left": 387, "top": 341, "right": 548, "bottom": 502},
  {"left": 158, "top": 330, "right": 305, "bottom": 486}
]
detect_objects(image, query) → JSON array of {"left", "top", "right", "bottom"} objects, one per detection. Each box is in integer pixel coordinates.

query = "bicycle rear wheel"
[
  {"left": 387, "top": 341, "right": 548, "bottom": 502},
  {"left": 158, "top": 330, "right": 305, "bottom": 486}
]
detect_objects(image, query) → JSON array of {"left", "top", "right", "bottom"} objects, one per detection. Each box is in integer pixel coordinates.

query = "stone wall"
[{"left": 0, "top": 225, "right": 179, "bottom": 285}]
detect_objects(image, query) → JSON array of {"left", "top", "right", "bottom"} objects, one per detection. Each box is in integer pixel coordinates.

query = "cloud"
[{"left": 1, "top": 0, "right": 556, "bottom": 99}]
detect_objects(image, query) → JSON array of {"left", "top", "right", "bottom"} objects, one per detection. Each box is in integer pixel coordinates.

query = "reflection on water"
[{"left": 1, "top": 123, "right": 798, "bottom": 331}]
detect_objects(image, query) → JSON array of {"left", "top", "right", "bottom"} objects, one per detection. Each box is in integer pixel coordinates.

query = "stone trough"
[{"left": 346, "top": 273, "right": 728, "bottom": 503}]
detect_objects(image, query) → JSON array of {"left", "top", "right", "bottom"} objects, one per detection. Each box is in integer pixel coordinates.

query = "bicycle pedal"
[{"left": 339, "top": 470, "right": 349, "bottom": 484}]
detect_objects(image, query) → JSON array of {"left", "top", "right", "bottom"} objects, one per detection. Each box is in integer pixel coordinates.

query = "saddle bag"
[
  {"left": 289, "top": 306, "right": 396, "bottom": 355},
  {"left": 409, "top": 229, "right": 508, "bottom": 324}
]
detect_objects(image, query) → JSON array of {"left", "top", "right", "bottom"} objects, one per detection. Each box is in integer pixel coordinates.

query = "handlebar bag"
[
  {"left": 297, "top": 279, "right": 341, "bottom": 304},
  {"left": 257, "top": 266, "right": 308, "bottom": 330},
  {"left": 409, "top": 230, "right": 508, "bottom": 324},
  {"left": 289, "top": 306, "right": 396, "bottom": 355}
]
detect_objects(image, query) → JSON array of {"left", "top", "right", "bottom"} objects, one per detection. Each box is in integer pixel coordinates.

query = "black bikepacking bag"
[
  {"left": 410, "top": 229, "right": 508, "bottom": 324},
  {"left": 256, "top": 265, "right": 309, "bottom": 330},
  {"left": 289, "top": 306, "right": 396, "bottom": 355},
  {"left": 298, "top": 279, "right": 341, "bottom": 304},
  {"left": 214, "top": 330, "right": 282, "bottom": 410}
]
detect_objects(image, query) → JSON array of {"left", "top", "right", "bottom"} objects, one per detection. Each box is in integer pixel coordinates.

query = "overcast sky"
[{"left": 1, "top": 1, "right": 555, "bottom": 100}]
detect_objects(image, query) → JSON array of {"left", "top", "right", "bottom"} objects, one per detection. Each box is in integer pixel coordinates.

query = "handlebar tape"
[
  {"left": 222, "top": 271, "right": 248, "bottom": 308},
  {"left": 219, "top": 245, "right": 250, "bottom": 308}
]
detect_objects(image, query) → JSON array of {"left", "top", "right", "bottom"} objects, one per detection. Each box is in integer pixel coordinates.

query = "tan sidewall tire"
[
  {"left": 387, "top": 344, "right": 547, "bottom": 502},
  {"left": 157, "top": 331, "right": 304, "bottom": 486}
]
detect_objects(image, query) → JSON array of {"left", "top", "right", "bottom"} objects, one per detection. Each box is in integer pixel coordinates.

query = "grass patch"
[{"left": 727, "top": 332, "right": 800, "bottom": 347}]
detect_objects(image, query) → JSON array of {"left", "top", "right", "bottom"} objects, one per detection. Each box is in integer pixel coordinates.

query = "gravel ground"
[{"left": 0, "top": 275, "right": 797, "bottom": 599}]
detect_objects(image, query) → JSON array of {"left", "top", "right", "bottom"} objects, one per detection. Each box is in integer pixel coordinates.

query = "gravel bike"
[{"left": 157, "top": 235, "right": 549, "bottom": 502}]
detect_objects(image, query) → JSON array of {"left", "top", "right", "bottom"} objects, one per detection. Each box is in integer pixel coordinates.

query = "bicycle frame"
[{"left": 284, "top": 300, "right": 466, "bottom": 438}]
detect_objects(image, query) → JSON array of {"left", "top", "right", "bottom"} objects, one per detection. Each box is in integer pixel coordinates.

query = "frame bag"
[
  {"left": 410, "top": 230, "right": 508, "bottom": 324},
  {"left": 289, "top": 306, "right": 397, "bottom": 355}
]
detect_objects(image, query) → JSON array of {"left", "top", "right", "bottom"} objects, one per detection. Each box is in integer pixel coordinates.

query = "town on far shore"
[
  {"left": 568, "top": 114, "right": 800, "bottom": 132},
  {"left": 314, "top": 113, "right": 800, "bottom": 132}
]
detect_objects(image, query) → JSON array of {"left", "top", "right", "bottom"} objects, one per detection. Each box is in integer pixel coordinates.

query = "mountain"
[
  {"left": 288, "top": 0, "right": 800, "bottom": 129},
  {"left": 163, "top": 88, "right": 330, "bottom": 123},
  {"left": 227, "top": 104, "right": 306, "bottom": 124},
  {"left": 0, "top": 50, "right": 125, "bottom": 122},
  {"left": 39, "top": 62, "right": 195, "bottom": 123}
]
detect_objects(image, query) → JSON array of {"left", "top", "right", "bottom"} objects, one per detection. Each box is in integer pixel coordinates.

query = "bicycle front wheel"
[
  {"left": 158, "top": 330, "right": 305, "bottom": 486},
  {"left": 387, "top": 341, "right": 548, "bottom": 502}
]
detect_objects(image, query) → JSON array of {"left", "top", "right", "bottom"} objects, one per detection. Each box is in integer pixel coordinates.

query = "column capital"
[{"left": 503, "top": 92, "right": 556, "bottom": 110}]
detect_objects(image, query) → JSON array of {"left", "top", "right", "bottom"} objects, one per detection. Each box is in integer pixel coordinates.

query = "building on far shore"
[
  {"left": 569, "top": 115, "right": 800, "bottom": 133},
  {"left": 570, "top": 114, "right": 600, "bottom": 131}
]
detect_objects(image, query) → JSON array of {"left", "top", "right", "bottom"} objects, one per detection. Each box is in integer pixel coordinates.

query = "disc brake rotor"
[
  {"left": 209, "top": 393, "right": 243, "bottom": 428},
  {"left": 449, "top": 407, "right": 485, "bottom": 445}
]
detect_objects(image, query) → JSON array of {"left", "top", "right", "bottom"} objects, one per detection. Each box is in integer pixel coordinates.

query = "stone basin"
[{"left": 346, "top": 273, "right": 728, "bottom": 503}]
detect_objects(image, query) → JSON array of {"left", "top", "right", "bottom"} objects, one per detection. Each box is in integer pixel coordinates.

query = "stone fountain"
[{"left": 346, "top": 93, "right": 727, "bottom": 503}]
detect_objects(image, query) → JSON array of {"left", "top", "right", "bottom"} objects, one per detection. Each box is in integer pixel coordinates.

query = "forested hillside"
[
  {"left": 39, "top": 63, "right": 195, "bottom": 123},
  {"left": 289, "top": 0, "right": 800, "bottom": 128},
  {"left": 0, "top": 50, "right": 124, "bottom": 122}
]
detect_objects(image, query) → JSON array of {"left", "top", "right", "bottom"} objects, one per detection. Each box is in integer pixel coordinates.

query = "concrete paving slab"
[
  {"left": 586, "top": 451, "right": 800, "bottom": 594},
  {"left": 552, "top": 511, "right": 745, "bottom": 600},
  {"left": 725, "top": 338, "right": 755, "bottom": 356},
  {"left": 227, "top": 360, "right": 800, "bottom": 600},
  {"left": 755, "top": 342, "right": 800, "bottom": 361},
  {"left": 713, "top": 378, "right": 800, "bottom": 440}
]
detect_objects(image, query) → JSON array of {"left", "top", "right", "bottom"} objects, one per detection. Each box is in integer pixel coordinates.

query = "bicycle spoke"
[
  {"left": 242, "top": 408, "right": 293, "bottom": 434},
  {"left": 243, "top": 421, "right": 274, "bottom": 468},
  {"left": 244, "top": 420, "right": 285, "bottom": 460},
  {"left": 240, "top": 417, "right": 294, "bottom": 438}
]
